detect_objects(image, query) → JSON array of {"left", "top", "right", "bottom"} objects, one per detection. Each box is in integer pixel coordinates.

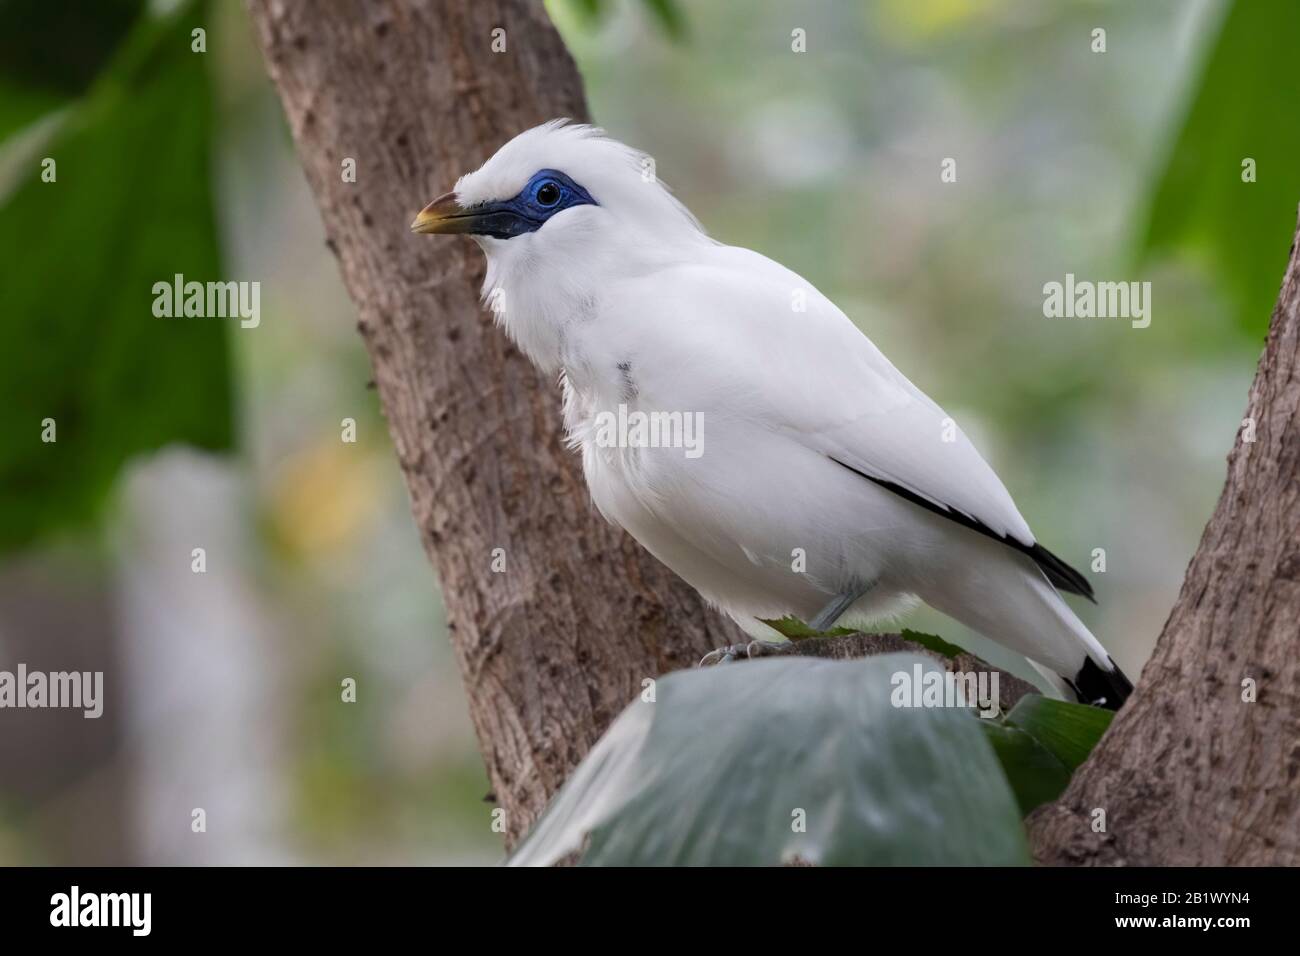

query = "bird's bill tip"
[{"left": 410, "top": 191, "right": 467, "bottom": 234}]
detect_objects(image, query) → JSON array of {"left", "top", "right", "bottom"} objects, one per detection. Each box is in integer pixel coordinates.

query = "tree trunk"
[
  {"left": 245, "top": 0, "right": 740, "bottom": 846},
  {"left": 1027, "top": 216, "right": 1300, "bottom": 865}
]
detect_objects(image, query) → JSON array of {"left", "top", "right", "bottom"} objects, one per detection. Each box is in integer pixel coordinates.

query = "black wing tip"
[
  {"left": 1067, "top": 656, "right": 1133, "bottom": 711},
  {"left": 828, "top": 456, "right": 1099, "bottom": 604},
  {"left": 1026, "top": 542, "right": 1097, "bottom": 603}
]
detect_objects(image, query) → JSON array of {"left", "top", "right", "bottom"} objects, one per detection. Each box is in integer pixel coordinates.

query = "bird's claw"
[
  {"left": 699, "top": 643, "right": 753, "bottom": 666},
  {"left": 698, "top": 645, "right": 739, "bottom": 666},
  {"left": 698, "top": 640, "right": 786, "bottom": 667}
]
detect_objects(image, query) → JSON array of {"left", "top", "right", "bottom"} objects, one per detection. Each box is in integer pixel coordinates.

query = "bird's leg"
[
  {"left": 698, "top": 582, "right": 875, "bottom": 667},
  {"left": 807, "top": 585, "right": 870, "bottom": 633}
]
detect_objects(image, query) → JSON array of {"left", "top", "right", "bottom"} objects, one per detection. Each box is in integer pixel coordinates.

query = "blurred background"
[{"left": 1, "top": 0, "right": 1295, "bottom": 863}]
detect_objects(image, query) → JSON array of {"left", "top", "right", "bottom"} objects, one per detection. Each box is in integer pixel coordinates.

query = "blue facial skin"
[{"left": 464, "top": 169, "right": 598, "bottom": 239}]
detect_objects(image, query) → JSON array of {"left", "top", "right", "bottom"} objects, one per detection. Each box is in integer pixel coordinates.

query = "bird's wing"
[{"left": 613, "top": 246, "right": 1036, "bottom": 547}]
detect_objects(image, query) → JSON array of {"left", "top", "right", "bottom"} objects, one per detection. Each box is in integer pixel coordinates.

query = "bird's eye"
[{"left": 535, "top": 181, "right": 562, "bottom": 206}]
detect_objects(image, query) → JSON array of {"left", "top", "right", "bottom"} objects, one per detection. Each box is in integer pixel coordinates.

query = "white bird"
[{"left": 412, "top": 120, "right": 1132, "bottom": 709}]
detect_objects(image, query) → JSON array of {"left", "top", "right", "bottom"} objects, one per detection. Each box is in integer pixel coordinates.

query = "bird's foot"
[{"left": 698, "top": 640, "right": 787, "bottom": 667}]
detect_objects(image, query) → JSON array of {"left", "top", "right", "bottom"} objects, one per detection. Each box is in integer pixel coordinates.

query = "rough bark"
[
  {"left": 1027, "top": 217, "right": 1300, "bottom": 865},
  {"left": 245, "top": 0, "right": 741, "bottom": 846}
]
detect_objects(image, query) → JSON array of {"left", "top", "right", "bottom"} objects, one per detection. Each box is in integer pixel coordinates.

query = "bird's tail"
[
  {"left": 916, "top": 548, "right": 1133, "bottom": 711},
  {"left": 1062, "top": 650, "right": 1133, "bottom": 710},
  {"left": 1025, "top": 657, "right": 1133, "bottom": 711}
]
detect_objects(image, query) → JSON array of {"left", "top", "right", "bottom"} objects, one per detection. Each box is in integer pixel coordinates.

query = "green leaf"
[
  {"left": 1003, "top": 695, "right": 1113, "bottom": 774},
  {"left": 976, "top": 695, "right": 1113, "bottom": 815},
  {"left": 0, "top": 79, "right": 65, "bottom": 149},
  {"left": 757, "top": 615, "right": 856, "bottom": 640},
  {"left": 0, "top": 0, "right": 146, "bottom": 143},
  {"left": 978, "top": 721, "right": 1070, "bottom": 816},
  {"left": 977, "top": 697, "right": 1112, "bottom": 816},
  {"left": 900, "top": 627, "right": 966, "bottom": 660},
  {"left": 0, "top": 0, "right": 233, "bottom": 551},
  {"left": 1137, "top": 0, "right": 1300, "bottom": 339},
  {"left": 509, "top": 654, "right": 1029, "bottom": 866}
]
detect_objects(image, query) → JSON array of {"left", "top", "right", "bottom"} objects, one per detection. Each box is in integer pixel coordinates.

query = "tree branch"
[{"left": 740, "top": 631, "right": 1038, "bottom": 715}]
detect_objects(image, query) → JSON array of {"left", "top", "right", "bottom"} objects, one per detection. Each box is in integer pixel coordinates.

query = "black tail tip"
[{"left": 1067, "top": 656, "right": 1133, "bottom": 711}]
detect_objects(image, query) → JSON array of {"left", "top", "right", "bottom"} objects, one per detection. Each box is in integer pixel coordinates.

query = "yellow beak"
[{"left": 410, "top": 192, "right": 468, "bottom": 234}]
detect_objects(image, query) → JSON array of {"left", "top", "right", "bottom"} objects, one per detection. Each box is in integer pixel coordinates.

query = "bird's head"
[
  {"left": 411, "top": 119, "right": 703, "bottom": 261},
  {"left": 411, "top": 121, "right": 705, "bottom": 372}
]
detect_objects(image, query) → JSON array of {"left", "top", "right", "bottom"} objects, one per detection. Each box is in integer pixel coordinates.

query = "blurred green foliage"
[
  {"left": 0, "top": 0, "right": 232, "bottom": 550},
  {"left": 292, "top": 656, "right": 492, "bottom": 860},
  {"left": 1138, "top": 0, "right": 1300, "bottom": 339},
  {"left": 561, "top": 0, "right": 687, "bottom": 40}
]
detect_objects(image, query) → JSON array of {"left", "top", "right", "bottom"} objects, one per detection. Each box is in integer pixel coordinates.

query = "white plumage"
[{"left": 414, "top": 121, "right": 1129, "bottom": 705}]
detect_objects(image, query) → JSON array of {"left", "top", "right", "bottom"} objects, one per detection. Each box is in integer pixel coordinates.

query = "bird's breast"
[{"left": 562, "top": 375, "right": 710, "bottom": 522}]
